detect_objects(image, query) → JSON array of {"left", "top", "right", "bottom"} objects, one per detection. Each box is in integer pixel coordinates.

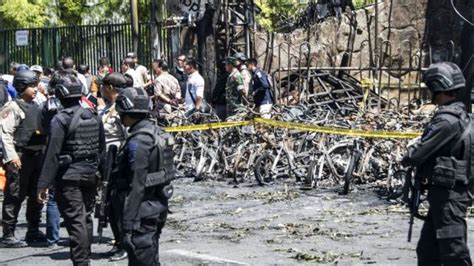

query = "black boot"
[
  {"left": 25, "top": 228, "right": 47, "bottom": 243},
  {"left": 0, "top": 233, "right": 27, "bottom": 248},
  {"left": 109, "top": 249, "right": 128, "bottom": 261}
]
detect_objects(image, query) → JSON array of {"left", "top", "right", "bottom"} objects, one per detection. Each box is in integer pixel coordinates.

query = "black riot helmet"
[
  {"left": 55, "top": 74, "right": 83, "bottom": 99},
  {"left": 13, "top": 70, "right": 39, "bottom": 94},
  {"left": 423, "top": 62, "right": 466, "bottom": 93},
  {"left": 116, "top": 87, "right": 151, "bottom": 114}
]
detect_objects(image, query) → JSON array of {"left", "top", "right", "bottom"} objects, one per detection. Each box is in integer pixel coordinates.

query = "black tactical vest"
[
  {"left": 60, "top": 107, "right": 100, "bottom": 161},
  {"left": 114, "top": 125, "right": 176, "bottom": 190},
  {"left": 137, "top": 126, "right": 176, "bottom": 189},
  {"left": 14, "top": 100, "right": 46, "bottom": 148}
]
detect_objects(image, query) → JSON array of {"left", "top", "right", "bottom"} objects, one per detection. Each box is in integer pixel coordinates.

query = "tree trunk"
[
  {"left": 196, "top": 2, "right": 221, "bottom": 101},
  {"left": 425, "top": 0, "right": 473, "bottom": 111}
]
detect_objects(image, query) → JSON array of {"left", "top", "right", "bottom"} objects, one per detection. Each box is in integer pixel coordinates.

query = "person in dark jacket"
[
  {"left": 171, "top": 55, "right": 188, "bottom": 98},
  {"left": 114, "top": 86, "right": 174, "bottom": 265},
  {"left": 246, "top": 58, "right": 274, "bottom": 118},
  {"left": 402, "top": 62, "right": 472, "bottom": 266},
  {"left": 37, "top": 74, "right": 105, "bottom": 265}
]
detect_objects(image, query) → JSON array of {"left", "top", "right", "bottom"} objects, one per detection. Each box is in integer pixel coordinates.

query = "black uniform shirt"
[
  {"left": 403, "top": 101, "right": 468, "bottom": 178},
  {"left": 38, "top": 105, "right": 105, "bottom": 189},
  {"left": 121, "top": 119, "right": 166, "bottom": 231}
]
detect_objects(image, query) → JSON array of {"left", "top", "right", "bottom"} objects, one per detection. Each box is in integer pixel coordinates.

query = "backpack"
[
  {"left": 126, "top": 126, "right": 176, "bottom": 188},
  {"left": 439, "top": 108, "right": 474, "bottom": 192}
]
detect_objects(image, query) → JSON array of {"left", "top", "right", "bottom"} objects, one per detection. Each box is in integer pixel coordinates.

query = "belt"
[{"left": 16, "top": 147, "right": 43, "bottom": 155}]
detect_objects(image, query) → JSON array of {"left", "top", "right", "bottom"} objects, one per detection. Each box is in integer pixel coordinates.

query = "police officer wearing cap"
[
  {"left": 37, "top": 74, "right": 105, "bottom": 266},
  {"left": 0, "top": 70, "right": 47, "bottom": 248},
  {"left": 100, "top": 72, "right": 128, "bottom": 261},
  {"left": 402, "top": 62, "right": 472, "bottom": 265},
  {"left": 114, "top": 87, "right": 175, "bottom": 265}
]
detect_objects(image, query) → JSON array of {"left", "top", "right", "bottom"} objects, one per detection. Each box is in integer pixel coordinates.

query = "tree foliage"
[
  {"left": 0, "top": 0, "right": 154, "bottom": 28},
  {"left": 0, "top": 0, "right": 49, "bottom": 28},
  {"left": 255, "top": 0, "right": 301, "bottom": 32}
]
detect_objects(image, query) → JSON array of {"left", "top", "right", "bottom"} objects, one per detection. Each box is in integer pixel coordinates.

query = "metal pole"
[
  {"left": 130, "top": 0, "right": 139, "bottom": 54},
  {"left": 374, "top": 0, "right": 378, "bottom": 58}
]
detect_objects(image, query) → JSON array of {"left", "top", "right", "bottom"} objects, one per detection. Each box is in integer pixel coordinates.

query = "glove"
[
  {"left": 122, "top": 232, "right": 134, "bottom": 253},
  {"left": 401, "top": 154, "right": 411, "bottom": 168}
]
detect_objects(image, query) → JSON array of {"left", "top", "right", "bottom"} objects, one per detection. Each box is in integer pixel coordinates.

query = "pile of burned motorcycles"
[{"left": 162, "top": 71, "right": 433, "bottom": 199}]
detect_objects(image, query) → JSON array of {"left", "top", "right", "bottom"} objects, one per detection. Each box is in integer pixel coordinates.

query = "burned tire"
[
  {"left": 342, "top": 151, "right": 360, "bottom": 195},
  {"left": 388, "top": 169, "right": 410, "bottom": 200},
  {"left": 305, "top": 159, "right": 319, "bottom": 187},
  {"left": 254, "top": 153, "right": 275, "bottom": 185}
]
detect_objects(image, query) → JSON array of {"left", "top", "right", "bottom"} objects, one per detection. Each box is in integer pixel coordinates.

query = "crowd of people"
[
  {"left": 0, "top": 51, "right": 472, "bottom": 266},
  {"left": 0, "top": 51, "right": 274, "bottom": 265}
]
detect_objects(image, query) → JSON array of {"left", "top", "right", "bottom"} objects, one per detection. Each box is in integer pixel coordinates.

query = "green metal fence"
[{"left": 0, "top": 22, "right": 170, "bottom": 74}]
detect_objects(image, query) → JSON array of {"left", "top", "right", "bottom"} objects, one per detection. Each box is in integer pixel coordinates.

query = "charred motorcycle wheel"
[
  {"left": 342, "top": 150, "right": 361, "bottom": 195},
  {"left": 254, "top": 153, "right": 275, "bottom": 185},
  {"left": 305, "top": 159, "right": 319, "bottom": 188},
  {"left": 388, "top": 169, "right": 411, "bottom": 201}
]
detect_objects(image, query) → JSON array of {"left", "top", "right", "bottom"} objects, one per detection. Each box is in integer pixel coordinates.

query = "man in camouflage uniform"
[
  {"left": 225, "top": 57, "right": 246, "bottom": 119},
  {"left": 234, "top": 53, "right": 252, "bottom": 98}
]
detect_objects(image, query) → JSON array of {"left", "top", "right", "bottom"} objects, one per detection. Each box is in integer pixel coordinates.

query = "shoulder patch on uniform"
[
  {"left": 128, "top": 141, "right": 139, "bottom": 163},
  {"left": 256, "top": 71, "right": 263, "bottom": 78}
]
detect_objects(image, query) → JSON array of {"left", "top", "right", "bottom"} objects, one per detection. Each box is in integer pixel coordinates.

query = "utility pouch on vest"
[
  {"left": 58, "top": 155, "right": 73, "bottom": 168},
  {"left": 162, "top": 184, "right": 174, "bottom": 199},
  {"left": 432, "top": 156, "right": 456, "bottom": 189},
  {"left": 145, "top": 170, "right": 166, "bottom": 188},
  {"left": 454, "top": 159, "right": 469, "bottom": 185}
]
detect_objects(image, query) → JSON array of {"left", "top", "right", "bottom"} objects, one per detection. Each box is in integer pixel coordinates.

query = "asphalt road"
[{"left": 0, "top": 179, "right": 473, "bottom": 265}]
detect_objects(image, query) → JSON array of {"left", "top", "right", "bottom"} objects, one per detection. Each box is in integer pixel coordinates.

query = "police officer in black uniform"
[
  {"left": 37, "top": 74, "right": 105, "bottom": 266},
  {"left": 0, "top": 70, "right": 47, "bottom": 248},
  {"left": 114, "top": 87, "right": 175, "bottom": 266},
  {"left": 402, "top": 62, "right": 472, "bottom": 265}
]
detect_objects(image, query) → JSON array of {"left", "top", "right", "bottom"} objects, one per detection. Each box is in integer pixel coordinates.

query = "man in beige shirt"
[
  {"left": 98, "top": 72, "right": 128, "bottom": 261},
  {"left": 152, "top": 59, "right": 181, "bottom": 115}
]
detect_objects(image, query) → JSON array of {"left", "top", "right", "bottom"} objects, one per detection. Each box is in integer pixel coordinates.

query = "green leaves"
[
  {"left": 0, "top": 0, "right": 156, "bottom": 28},
  {"left": 255, "top": 0, "right": 301, "bottom": 32},
  {"left": 0, "top": 0, "right": 49, "bottom": 28}
]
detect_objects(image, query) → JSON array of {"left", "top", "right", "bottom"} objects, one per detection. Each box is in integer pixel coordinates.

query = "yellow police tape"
[
  {"left": 163, "top": 120, "right": 252, "bottom": 132},
  {"left": 163, "top": 118, "right": 421, "bottom": 139}
]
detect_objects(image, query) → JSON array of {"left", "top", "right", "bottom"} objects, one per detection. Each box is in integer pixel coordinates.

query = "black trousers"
[
  {"left": 108, "top": 189, "right": 126, "bottom": 250},
  {"left": 417, "top": 187, "right": 472, "bottom": 266},
  {"left": 125, "top": 201, "right": 167, "bottom": 266},
  {"left": 2, "top": 151, "right": 44, "bottom": 236},
  {"left": 56, "top": 181, "right": 96, "bottom": 266}
]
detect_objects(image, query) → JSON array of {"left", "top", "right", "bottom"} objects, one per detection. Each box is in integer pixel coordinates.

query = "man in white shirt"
[
  {"left": 30, "top": 65, "right": 47, "bottom": 105},
  {"left": 184, "top": 59, "right": 205, "bottom": 114},
  {"left": 121, "top": 57, "right": 142, "bottom": 88},
  {"left": 127, "top": 52, "right": 150, "bottom": 87}
]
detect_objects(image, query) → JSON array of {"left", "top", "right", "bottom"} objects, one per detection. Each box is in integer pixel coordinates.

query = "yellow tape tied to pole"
[{"left": 163, "top": 118, "right": 421, "bottom": 139}]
